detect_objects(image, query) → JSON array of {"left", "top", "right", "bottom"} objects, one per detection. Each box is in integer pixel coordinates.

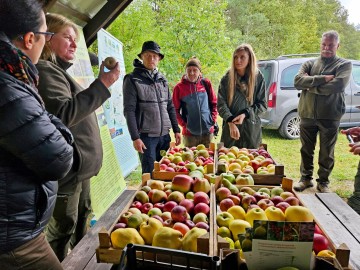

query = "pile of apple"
[
  {"left": 110, "top": 173, "right": 212, "bottom": 253},
  {"left": 217, "top": 145, "right": 275, "bottom": 175},
  {"left": 158, "top": 144, "right": 214, "bottom": 174},
  {"left": 215, "top": 181, "right": 332, "bottom": 256}
]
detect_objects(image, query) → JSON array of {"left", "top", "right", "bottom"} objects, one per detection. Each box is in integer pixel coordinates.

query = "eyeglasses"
[{"left": 34, "top": 31, "right": 55, "bottom": 42}]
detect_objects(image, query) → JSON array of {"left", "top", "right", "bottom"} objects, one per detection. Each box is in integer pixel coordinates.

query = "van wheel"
[{"left": 279, "top": 112, "right": 300, "bottom": 139}]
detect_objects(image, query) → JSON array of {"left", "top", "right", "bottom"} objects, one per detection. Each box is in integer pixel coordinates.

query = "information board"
[{"left": 97, "top": 29, "right": 140, "bottom": 177}]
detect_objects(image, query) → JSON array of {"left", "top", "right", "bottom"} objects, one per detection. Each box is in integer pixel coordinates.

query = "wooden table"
[
  {"left": 298, "top": 192, "right": 360, "bottom": 269},
  {"left": 61, "top": 189, "right": 137, "bottom": 270}
]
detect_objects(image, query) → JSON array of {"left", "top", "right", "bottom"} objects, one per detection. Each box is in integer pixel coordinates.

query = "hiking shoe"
[
  {"left": 294, "top": 180, "right": 314, "bottom": 192},
  {"left": 317, "top": 183, "right": 331, "bottom": 193}
]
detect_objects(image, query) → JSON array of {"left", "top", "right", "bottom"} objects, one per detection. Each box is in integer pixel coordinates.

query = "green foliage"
[{"left": 100, "top": 0, "right": 359, "bottom": 93}]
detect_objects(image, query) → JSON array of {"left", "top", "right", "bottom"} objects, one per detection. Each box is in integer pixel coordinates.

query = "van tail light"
[{"left": 267, "top": 82, "right": 277, "bottom": 108}]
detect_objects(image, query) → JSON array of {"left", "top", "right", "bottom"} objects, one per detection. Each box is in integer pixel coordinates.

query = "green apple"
[
  {"left": 270, "top": 186, "right": 284, "bottom": 197},
  {"left": 236, "top": 174, "right": 254, "bottom": 185},
  {"left": 217, "top": 226, "right": 232, "bottom": 238},
  {"left": 258, "top": 187, "right": 271, "bottom": 196},
  {"left": 216, "top": 212, "right": 234, "bottom": 227},
  {"left": 221, "top": 172, "right": 236, "bottom": 184}
]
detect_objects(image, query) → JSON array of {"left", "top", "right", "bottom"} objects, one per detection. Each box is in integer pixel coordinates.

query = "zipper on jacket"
[
  {"left": 194, "top": 82, "right": 203, "bottom": 135},
  {"left": 153, "top": 79, "right": 164, "bottom": 136}
]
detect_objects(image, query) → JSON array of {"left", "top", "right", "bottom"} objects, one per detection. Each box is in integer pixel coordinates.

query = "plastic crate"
[{"left": 114, "top": 244, "right": 221, "bottom": 270}]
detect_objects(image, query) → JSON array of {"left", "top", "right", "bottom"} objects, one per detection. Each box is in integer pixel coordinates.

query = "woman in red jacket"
[{"left": 172, "top": 57, "right": 218, "bottom": 148}]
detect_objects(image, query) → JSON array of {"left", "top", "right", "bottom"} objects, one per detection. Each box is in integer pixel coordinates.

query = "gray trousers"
[
  {"left": 299, "top": 118, "right": 340, "bottom": 184},
  {"left": 46, "top": 179, "right": 92, "bottom": 262},
  {"left": 0, "top": 233, "right": 62, "bottom": 270},
  {"left": 348, "top": 161, "right": 360, "bottom": 215}
]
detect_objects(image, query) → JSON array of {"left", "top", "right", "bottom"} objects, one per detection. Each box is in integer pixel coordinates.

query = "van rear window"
[
  {"left": 280, "top": 64, "right": 301, "bottom": 88},
  {"left": 258, "top": 63, "right": 272, "bottom": 90}
]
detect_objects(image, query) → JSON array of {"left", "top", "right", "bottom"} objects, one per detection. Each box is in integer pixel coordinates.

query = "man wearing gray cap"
[{"left": 123, "top": 41, "right": 181, "bottom": 174}]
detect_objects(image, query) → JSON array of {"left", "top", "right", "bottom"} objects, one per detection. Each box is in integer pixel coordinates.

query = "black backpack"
[{"left": 200, "top": 78, "right": 219, "bottom": 137}]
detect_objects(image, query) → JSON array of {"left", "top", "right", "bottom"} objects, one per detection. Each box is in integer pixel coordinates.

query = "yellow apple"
[
  {"left": 245, "top": 208, "right": 268, "bottom": 227},
  {"left": 111, "top": 228, "right": 145, "bottom": 249},
  {"left": 139, "top": 217, "right": 163, "bottom": 245},
  {"left": 265, "top": 206, "right": 285, "bottom": 221},
  {"left": 217, "top": 226, "right": 232, "bottom": 238},
  {"left": 317, "top": 249, "right": 336, "bottom": 258},
  {"left": 229, "top": 219, "right": 251, "bottom": 241},
  {"left": 285, "top": 206, "right": 314, "bottom": 222},
  {"left": 152, "top": 227, "right": 183, "bottom": 249},
  {"left": 182, "top": 227, "right": 207, "bottom": 252},
  {"left": 227, "top": 205, "right": 246, "bottom": 220}
]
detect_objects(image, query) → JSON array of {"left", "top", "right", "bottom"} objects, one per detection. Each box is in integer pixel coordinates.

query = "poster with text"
[
  {"left": 97, "top": 29, "right": 139, "bottom": 177},
  {"left": 67, "top": 28, "right": 126, "bottom": 218}
]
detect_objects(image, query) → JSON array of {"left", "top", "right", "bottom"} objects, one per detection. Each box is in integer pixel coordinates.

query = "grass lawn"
[{"left": 125, "top": 127, "right": 357, "bottom": 199}]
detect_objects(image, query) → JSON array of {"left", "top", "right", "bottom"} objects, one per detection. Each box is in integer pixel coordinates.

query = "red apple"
[
  {"left": 248, "top": 160, "right": 261, "bottom": 173},
  {"left": 315, "top": 224, "right": 323, "bottom": 235},
  {"left": 160, "top": 158, "right": 171, "bottom": 165},
  {"left": 313, "top": 233, "right": 329, "bottom": 254},
  {"left": 216, "top": 187, "right": 231, "bottom": 202},
  {"left": 193, "top": 191, "right": 210, "bottom": 205},
  {"left": 166, "top": 167, "right": 175, "bottom": 172},
  {"left": 177, "top": 166, "right": 189, "bottom": 172},
  {"left": 184, "top": 219, "right": 196, "bottom": 229},
  {"left": 179, "top": 199, "right": 194, "bottom": 214},
  {"left": 172, "top": 174, "right": 193, "bottom": 193},
  {"left": 253, "top": 191, "right": 270, "bottom": 202},
  {"left": 119, "top": 211, "right": 132, "bottom": 224},
  {"left": 241, "top": 195, "right": 257, "bottom": 210},
  {"left": 219, "top": 198, "right": 235, "bottom": 212},
  {"left": 276, "top": 201, "right": 291, "bottom": 213},
  {"left": 171, "top": 205, "right": 188, "bottom": 222},
  {"left": 151, "top": 215, "right": 164, "bottom": 223},
  {"left": 159, "top": 164, "right": 168, "bottom": 171},
  {"left": 285, "top": 196, "right": 300, "bottom": 206},
  {"left": 112, "top": 222, "right": 127, "bottom": 232},
  {"left": 173, "top": 222, "right": 190, "bottom": 236},
  {"left": 154, "top": 202, "right": 165, "bottom": 211},
  {"left": 271, "top": 196, "right": 284, "bottom": 206},
  {"left": 163, "top": 201, "right": 178, "bottom": 212},
  {"left": 247, "top": 204, "right": 261, "bottom": 212},
  {"left": 163, "top": 219, "right": 175, "bottom": 227},
  {"left": 177, "top": 161, "right": 186, "bottom": 166},
  {"left": 257, "top": 198, "right": 274, "bottom": 210},
  {"left": 140, "top": 202, "right": 153, "bottom": 214},
  {"left": 228, "top": 194, "right": 241, "bottom": 205},
  {"left": 131, "top": 201, "right": 142, "bottom": 209},
  {"left": 160, "top": 211, "right": 172, "bottom": 221},
  {"left": 260, "top": 157, "right": 274, "bottom": 167},
  {"left": 195, "top": 221, "right": 210, "bottom": 231},
  {"left": 193, "top": 202, "right": 210, "bottom": 215}
]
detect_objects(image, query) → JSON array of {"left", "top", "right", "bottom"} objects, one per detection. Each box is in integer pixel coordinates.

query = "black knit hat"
[{"left": 138, "top": 41, "right": 164, "bottom": 59}]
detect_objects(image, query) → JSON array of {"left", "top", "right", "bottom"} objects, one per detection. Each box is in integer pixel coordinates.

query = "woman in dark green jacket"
[{"left": 217, "top": 44, "right": 267, "bottom": 149}]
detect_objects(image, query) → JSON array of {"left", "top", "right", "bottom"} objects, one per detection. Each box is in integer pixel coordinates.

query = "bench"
[
  {"left": 61, "top": 189, "right": 137, "bottom": 270},
  {"left": 297, "top": 192, "right": 360, "bottom": 269}
]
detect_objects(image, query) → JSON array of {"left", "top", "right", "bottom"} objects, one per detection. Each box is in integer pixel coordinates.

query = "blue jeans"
[{"left": 139, "top": 133, "right": 171, "bottom": 174}]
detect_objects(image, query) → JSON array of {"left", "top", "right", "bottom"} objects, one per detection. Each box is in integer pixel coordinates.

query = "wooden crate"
[
  {"left": 215, "top": 143, "right": 285, "bottom": 185},
  {"left": 153, "top": 142, "right": 216, "bottom": 180},
  {"left": 96, "top": 173, "right": 216, "bottom": 265},
  {"left": 213, "top": 178, "right": 352, "bottom": 269}
]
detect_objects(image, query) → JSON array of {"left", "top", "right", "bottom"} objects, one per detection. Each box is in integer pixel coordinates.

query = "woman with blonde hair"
[
  {"left": 217, "top": 44, "right": 267, "bottom": 148},
  {"left": 36, "top": 13, "right": 120, "bottom": 261}
]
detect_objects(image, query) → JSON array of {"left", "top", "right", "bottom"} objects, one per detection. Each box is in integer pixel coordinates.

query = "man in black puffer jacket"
[{"left": 123, "top": 41, "right": 181, "bottom": 174}]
